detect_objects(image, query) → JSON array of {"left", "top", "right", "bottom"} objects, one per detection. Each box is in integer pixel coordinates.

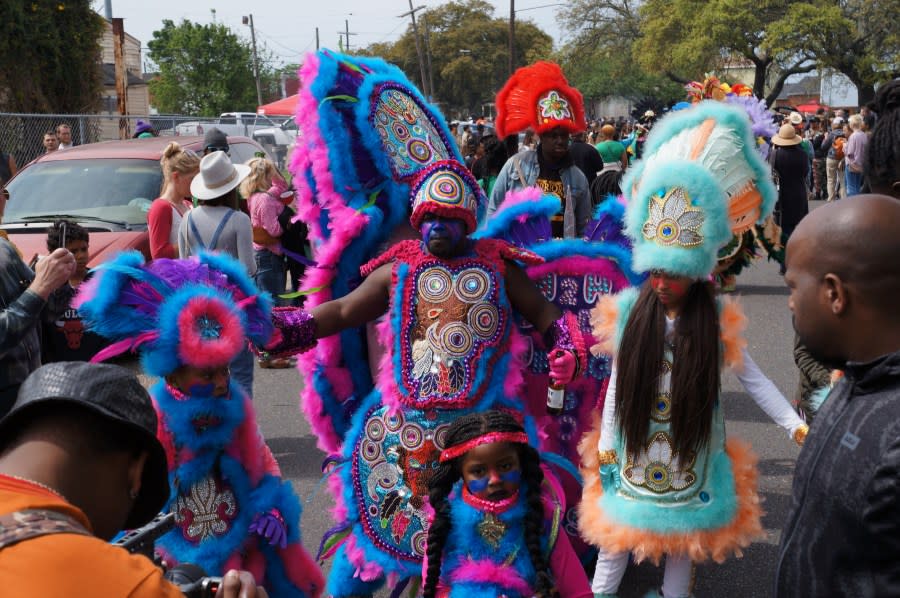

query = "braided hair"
[
  {"left": 423, "top": 410, "right": 557, "bottom": 598},
  {"left": 864, "top": 80, "right": 900, "bottom": 196}
]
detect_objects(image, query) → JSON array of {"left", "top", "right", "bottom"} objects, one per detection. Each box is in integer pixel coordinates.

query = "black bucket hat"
[{"left": 0, "top": 362, "right": 169, "bottom": 529}]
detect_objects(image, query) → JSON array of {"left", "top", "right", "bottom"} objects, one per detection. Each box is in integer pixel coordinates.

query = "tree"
[
  {"left": 766, "top": 0, "right": 900, "bottom": 105},
  {"left": 0, "top": 1, "right": 104, "bottom": 113},
  {"left": 148, "top": 19, "right": 274, "bottom": 116},
  {"left": 635, "top": 0, "right": 818, "bottom": 106},
  {"left": 556, "top": 0, "right": 684, "bottom": 107},
  {"left": 358, "top": 0, "right": 552, "bottom": 118}
]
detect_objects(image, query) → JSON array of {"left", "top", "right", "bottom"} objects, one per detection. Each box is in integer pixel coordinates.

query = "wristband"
[
  {"left": 252, "top": 307, "right": 316, "bottom": 359},
  {"left": 597, "top": 449, "right": 618, "bottom": 465}
]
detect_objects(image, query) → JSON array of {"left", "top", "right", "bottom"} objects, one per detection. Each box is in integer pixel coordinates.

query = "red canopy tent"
[
  {"left": 257, "top": 94, "right": 299, "bottom": 116},
  {"left": 795, "top": 101, "right": 829, "bottom": 114}
]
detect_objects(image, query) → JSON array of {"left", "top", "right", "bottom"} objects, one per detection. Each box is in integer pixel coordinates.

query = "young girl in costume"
[
  {"left": 423, "top": 410, "right": 592, "bottom": 598},
  {"left": 76, "top": 251, "right": 323, "bottom": 598},
  {"left": 581, "top": 102, "right": 808, "bottom": 598}
]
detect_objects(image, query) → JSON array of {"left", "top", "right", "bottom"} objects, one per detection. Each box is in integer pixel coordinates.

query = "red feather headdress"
[{"left": 495, "top": 61, "right": 586, "bottom": 138}]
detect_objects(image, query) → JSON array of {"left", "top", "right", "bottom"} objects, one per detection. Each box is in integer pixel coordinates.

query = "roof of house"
[{"left": 777, "top": 76, "right": 821, "bottom": 99}]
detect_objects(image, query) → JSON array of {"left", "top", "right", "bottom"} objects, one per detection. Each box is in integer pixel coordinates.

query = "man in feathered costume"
[
  {"left": 75, "top": 251, "right": 323, "bottom": 598},
  {"left": 254, "top": 50, "right": 612, "bottom": 597}
]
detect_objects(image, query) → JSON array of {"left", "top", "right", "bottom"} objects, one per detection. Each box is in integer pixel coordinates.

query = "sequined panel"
[
  {"left": 174, "top": 475, "right": 238, "bottom": 543},
  {"left": 371, "top": 84, "right": 452, "bottom": 179},
  {"left": 352, "top": 406, "right": 451, "bottom": 561},
  {"left": 400, "top": 262, "right": 507, "bottom": 409},
  {"left": 623, "top": 431, "right": 697, "bottom": 494}
]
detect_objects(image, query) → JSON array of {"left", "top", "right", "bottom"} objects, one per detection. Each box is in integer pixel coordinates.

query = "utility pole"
[
  {"left": 243, "top": 14, "right": 263, "bottom": 107},
  {"left": 423, "top": 16, "right": 435, "bottom": 102},
  {"left": 509, "top": 0, "right": 516, "bottom": 76},
  {"left": 112, "top": 18, "right": 129, "bottom": 139},
  {"left": 337, "top": 20, "right": 357, "bottom": 53},
  {"left": 104, "top": 0, "right": 112, "bottom": 20},
  {"left": 316, "top": 27, "right": 320, "bottom": 50},
  {"left": 399, "top": 2, "right": 429, "bottom": 98}
]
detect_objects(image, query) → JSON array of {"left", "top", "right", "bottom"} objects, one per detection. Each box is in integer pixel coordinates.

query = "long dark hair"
[
  {"left": 615, "top": 280, "right": 720, "bottom": 460},
  {"left": 423, "top": 411, "right": 555, "bottom": 598}
]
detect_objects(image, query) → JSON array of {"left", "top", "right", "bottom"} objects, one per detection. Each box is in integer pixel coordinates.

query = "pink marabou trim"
[
  {"left": 498, "top": 186, "right": 547, "bottom": 212},
  {"left": 154, "top": 403, "right": 178, "bottom": 470},
  {"left": 503, "top": 328, "right": 529, "bottom": 399},
  {"left": 527, "top": 255, "right": 625, "bottom": 282},
  {"left": 344, "top": 533, "right": 384, "bottom": 582},
  {"left": 326, "top": 470, "right": 348, "bottom": 523},
  {"left": 440, "top": 432, "right": 529, "bottom": 462},
  {"left": 177, "top": 298, "right": 244, "bottom": 368},
  {"left": 375, "top": 316, "right": 403, "bottom": 414},
  {"left": 449, "top": 558, "right": 532, "bottom": 596},
  {"left": 281, "top": 542, "right": 326, "bottom": 597}
]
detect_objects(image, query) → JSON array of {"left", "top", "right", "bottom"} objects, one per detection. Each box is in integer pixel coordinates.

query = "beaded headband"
[{"left": 438, "top": 431, "right": 529, "bottom": 462}]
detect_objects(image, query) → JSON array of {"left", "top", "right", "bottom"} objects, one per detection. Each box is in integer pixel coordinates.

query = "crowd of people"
[{"left": 0, "top": 49, "right": 897, "bottom": 598}]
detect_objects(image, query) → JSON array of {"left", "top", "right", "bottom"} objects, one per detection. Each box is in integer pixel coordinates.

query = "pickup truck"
[
  {"left": 252, "top": 118, "right": 298, "bottom": 169},
  {"left": 175, "top": 112, "right": 284, "bottom": 139}
]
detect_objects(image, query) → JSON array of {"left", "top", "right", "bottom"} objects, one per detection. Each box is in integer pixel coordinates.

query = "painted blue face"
[
  {"left": 419, "top": 215, "right": 466, "bottom": 257},
  {"left": 466, "top": 470, "right": 521, "bottom": 494}
]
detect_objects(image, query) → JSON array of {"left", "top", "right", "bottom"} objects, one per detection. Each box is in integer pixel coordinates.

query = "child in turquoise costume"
[
  {"left": 258, "top": 49, "right": 588, "bottom": 597},
  {"left": 422, "top": 410, "right": 592, "bottom": 598},
  {"left": 580, "top": 102, "right": 809, "bottom": 598},
  {"left": 75, "top": 252, "right": 324, "bottom": 598}
]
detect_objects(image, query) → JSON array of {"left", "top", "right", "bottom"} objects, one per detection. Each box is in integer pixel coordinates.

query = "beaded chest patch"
[
  {"left": 371, "top": 83, "right": 452, "bottom": 180},
  {"left": 398, "top": 261, "right": 508, "bottom": 409},
  {"left": 352, "top": 405, "right": 451, "bottom": 561},
  {"left": 623, "top": 431, "right": 697, "bottom": 494},
  {"left": 174, "top": 475, "right": 238, "bottom": 543}
]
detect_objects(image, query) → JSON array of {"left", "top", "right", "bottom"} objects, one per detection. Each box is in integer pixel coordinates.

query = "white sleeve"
[
  {"left": 735, "top": 347, "right": 805, "bottom": 438},
  {"left": 597, "top": 361, "right": 618, "bottom": 452}
]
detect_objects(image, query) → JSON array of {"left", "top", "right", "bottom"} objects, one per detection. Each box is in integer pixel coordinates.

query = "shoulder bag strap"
[
  {"left": 187, "top": 212, "right": 207, "bottom": 251},
  {"left": 0, "top": 509, "right": 90, "bottom": 550}
]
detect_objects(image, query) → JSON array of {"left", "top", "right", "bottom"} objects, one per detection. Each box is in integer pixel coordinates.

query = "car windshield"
[{"left": 4, "top": 158, "right": 162, "bottom": 226}]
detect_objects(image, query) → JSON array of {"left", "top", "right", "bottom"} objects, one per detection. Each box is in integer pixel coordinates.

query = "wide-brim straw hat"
[
  {"left": 772, "top": 123, "right": 802, "bottom": 146},
  {"left": 190, "top": 151, "right": 250, "bottom": 200}
]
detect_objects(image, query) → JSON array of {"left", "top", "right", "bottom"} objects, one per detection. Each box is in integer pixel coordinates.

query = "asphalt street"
[{"left": 250, "top": 243, "right": 801, "bottom": 598}]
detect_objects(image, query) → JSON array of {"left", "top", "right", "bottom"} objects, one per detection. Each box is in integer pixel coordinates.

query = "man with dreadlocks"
[{"left": 864, "top": 80, "right": 900, "bottom": 199}]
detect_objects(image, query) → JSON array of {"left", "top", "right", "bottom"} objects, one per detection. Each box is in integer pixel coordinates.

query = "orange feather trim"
[
  {"left": 719, "top": 295, "right": 747, "bottom": 372},
  {"left": 589, "top": 294, "right": 620, "bottom": 357},
  {"left": 578, "top": 438, "right": 763, "bottom": 565}
]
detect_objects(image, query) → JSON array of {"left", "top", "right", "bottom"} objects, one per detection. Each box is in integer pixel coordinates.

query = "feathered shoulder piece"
[
  {"left": 75, "top": 251, "right": 273, "bottom": 377},
  {"left": 495, "top": 61, "right": 586, "bottom": 138}
]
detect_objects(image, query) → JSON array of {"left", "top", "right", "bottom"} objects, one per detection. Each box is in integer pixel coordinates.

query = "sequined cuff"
[
  {"left": 543, "top": 312, "right": 587, "bottom": 378},
  {"left": 252, "top": 307, "right": 316, "bottom": 359},
  {"left": 793, "top": 424, "right": 809, "bottom": 447},
  {"left": 598, "top": 449, "right": 618, "bottom": 465}
]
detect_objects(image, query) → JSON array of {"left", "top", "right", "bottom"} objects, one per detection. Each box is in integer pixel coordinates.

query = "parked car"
[
  {"left": 252, "top": 118, "right": 297, "bottom": 169},
  {"left": 175, "top": 112, "right": 283, "bottom": 138},
  {"left": 0, "top": 135, "right": 271, "bottom": 267}
]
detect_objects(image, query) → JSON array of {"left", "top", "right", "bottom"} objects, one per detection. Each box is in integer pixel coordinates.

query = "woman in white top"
[{"left": 147, "top": 142, "right": 199, "bottom": 259}]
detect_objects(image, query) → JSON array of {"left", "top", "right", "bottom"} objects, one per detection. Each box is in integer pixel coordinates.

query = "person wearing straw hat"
[
  {"left": 178, "top": 151, "right": 256, "bottom": 395},
  {"left": 770, "top": 123, "right": 810, "bottom": 252}
]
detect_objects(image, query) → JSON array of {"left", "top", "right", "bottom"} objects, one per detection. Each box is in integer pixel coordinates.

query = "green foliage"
[
  {"left": 0, "top": 1, "right": 104, "bottom": 112},
  {"left": 556, "top": 0, "right": 683, "bottom": 105},
  {"left": 357, "top": 0, "right": 552, "bottom": 118},
  {"left": 148, "top": 19, "right": 269, "bottom": 116},
  {"left": 766, "top": 0, "right": 900, "bottom": 104}
]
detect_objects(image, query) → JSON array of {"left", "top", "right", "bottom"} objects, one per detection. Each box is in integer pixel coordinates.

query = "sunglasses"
[{"left": 204, "top": 145, "right": 230, "bottom": 154}]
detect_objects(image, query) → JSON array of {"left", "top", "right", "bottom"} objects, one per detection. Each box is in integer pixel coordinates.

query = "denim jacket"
[{"left": 486, "top": 149, "right": 592, "bottom": 238}]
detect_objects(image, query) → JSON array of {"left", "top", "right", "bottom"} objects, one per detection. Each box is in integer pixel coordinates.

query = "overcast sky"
[{"left": 102, "top": 0, "right": 567, "bottom": 70}]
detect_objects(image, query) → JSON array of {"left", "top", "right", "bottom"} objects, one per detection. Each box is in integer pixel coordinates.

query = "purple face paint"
[{"left": 419, "top": 217, "right": 465, "bottom": 248}]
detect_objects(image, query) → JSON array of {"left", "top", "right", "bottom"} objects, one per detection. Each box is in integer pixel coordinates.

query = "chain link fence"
[{"left": 0, "top": 113, "right": 234, "bottom": 169}]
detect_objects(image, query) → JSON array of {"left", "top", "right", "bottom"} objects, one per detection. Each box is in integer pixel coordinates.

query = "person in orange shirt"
[{"left": 0, "top": 361, "right": 269, "bottom": 597}]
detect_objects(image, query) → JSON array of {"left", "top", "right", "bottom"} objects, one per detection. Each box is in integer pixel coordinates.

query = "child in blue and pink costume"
[
  {"left": 422, "top": 410, "right": 592, "bottom": 598},
  {"left": 76, "top": 251, "right": 323, "bottom": 598}
]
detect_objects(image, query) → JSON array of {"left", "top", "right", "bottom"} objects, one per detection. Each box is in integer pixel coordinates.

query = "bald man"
[{"left": 775, "top": 194, "right": 900, "bottom": 597}]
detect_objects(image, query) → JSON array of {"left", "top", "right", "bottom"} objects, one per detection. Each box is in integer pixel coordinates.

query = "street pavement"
[{"left": 251, "top": 246, "right": 801, "bottom": 598}]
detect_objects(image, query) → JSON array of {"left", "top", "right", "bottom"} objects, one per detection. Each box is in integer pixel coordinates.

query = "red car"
[{"left": 1, "top": 135, "right": 270, "bottom": 267}]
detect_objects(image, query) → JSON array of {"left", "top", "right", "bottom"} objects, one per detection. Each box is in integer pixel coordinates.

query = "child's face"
[
  {"left": 167, "top": 364, "right": 230, "bottom": 398},
  {"left": 66, "top": 239, "right": 89, "bottom": 276},
  {"left": 460, "top": 441, "right": 521, "bottom": 502}
]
